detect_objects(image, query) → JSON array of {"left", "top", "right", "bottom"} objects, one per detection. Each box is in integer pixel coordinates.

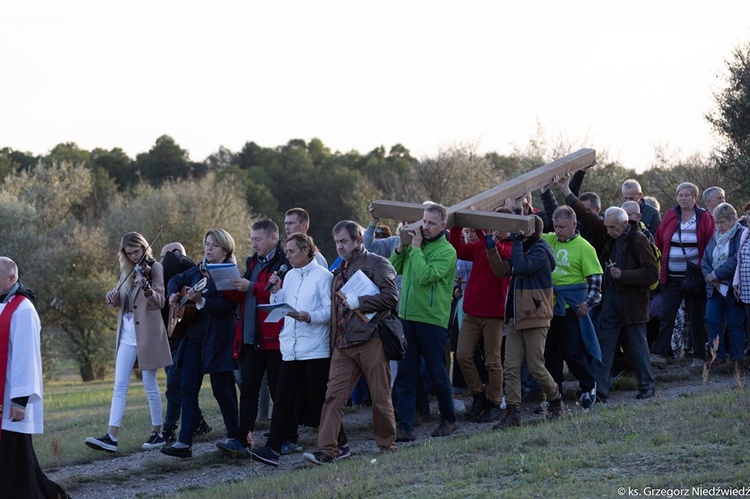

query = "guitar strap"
[{"left": 0, "top": 294, "right": 26, "bottom": 439}]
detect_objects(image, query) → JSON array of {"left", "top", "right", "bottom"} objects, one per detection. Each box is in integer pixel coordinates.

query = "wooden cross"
[{"left": 370, "top": 148, "right": 596, "bottom": 242}]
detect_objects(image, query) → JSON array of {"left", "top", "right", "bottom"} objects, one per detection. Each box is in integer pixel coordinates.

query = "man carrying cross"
[{"left": 391, "top": 203, "right": 458, "bottom": 441}]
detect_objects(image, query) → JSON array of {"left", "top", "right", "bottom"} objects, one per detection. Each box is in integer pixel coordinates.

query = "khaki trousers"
[
  {"left": 317, "top": 336, "right": 396, "bottom": 457},
  {"left": 456, "top": 314, "right": 504, "bottom": 404},
  {"left": 504, "top": 324, "right": 560, "bottom": 407}
]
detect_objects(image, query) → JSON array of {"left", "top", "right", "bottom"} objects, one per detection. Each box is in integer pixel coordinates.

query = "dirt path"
[{"left": 46, "top": 361, "right": 745, "bottom": 498}]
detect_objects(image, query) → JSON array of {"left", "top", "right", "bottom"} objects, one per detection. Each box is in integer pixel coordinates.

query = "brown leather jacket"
[{"left": 330, "top": 246, "right": 399, "bottom": 350}]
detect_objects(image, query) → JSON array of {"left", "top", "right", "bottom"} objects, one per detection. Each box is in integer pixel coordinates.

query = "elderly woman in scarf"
[{"left": 702, "top": 203, "right": 745, "bottom": 367}]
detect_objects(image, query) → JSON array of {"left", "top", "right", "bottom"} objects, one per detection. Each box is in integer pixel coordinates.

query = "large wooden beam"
[
  {"left": 396, "top": 212, "right": 535, "bottom": 244},
  {"left": 371, "top": 148, "right": 595, "bottom": 223},
  {"left": 452, "top": 210, "right": 535, "bottom": 233},
  {"left": 369, "top": 201, "right": 425, "bottom": 223},
  {"left": 445, "top": 148, "right": 596, "bottom": 226},
  {"left": 372, "top": 148, "right": 596, "bottom": 243}
]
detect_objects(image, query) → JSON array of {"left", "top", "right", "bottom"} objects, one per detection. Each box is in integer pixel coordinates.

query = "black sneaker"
[
  {"left": 635, "top": 388, "right": 655, "bottom": 400},
  {"left": 194, "top": 418, "right": 212, "bottom": 438},
  {"left": 395, "top": 427, "right": 416, "bottom": 442},
  {"left": 280, "top": 440, "right": 303, "bottom": 455},
  {"left": 85, "top": 434, "right": 118, "bottom": 453},
  {"left": 303, "top": 451, "right": 335, "bottom": 465},
  {"left": 162, "top": 429, "right": 176, "bottom": 444},
  {"left": 464, "top": 391, "right": 486, "bottom": 421},
  {"left": 336, "top": 445, "right": 352, "bottom": 460},
  {"left": 250, "top": 446, "right": 280, "bottom": 467},
  {"left": 160, "top": 444, "right": 192, "bottom": 458},
  {"left": 476, "top": 403, "right": 502, "bottom": 423},
  {"left": 579, "top": 386, "right": 597, "bottom": 409},
  {"left": 215, "top": 438, "right": 248, "bottom": 457},
  {"left": 142, "top": 431, "right": 167, "bottom": 450}
]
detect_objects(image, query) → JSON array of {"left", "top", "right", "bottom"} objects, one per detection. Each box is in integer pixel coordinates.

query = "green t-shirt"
[{"left": 542, "top": 233, "right": 603, "bottom": 286}]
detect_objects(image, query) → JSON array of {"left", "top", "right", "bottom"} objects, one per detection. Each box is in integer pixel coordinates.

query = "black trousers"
[
  {"left": 0, "top": 430, "right": 68, "bottom": 499},
  {"left": 239, "top": 346, "right": 282, "bottom": 437},
  {"left": 652, "top": 276, "right": 707, "bottom": 359},
  {"left": 266, "top": 357, "right": 346, "bottom": 452},
  {"left": 544, "top": 308, "right": 597, "bottom": 393}
]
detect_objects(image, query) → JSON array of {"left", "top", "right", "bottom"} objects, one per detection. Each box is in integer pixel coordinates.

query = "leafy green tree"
[
  {"left": 707, "top": 39, "right": 750, "bottom": 195},
  {"left": 413, "top": 142, "right": 501, "bottom": 206},
  {"left": 645, "top": 148, "right": 732, "bottom": 211},
  {"left": 44, "top": 142, "right": 91, "bottom": 166},
  {"left": 566, "top": 162, "right": 639, "bottom": 212},
  {"left": 75, "top": 166, "right": 119, "bottom": 222},
  {"left": 1, "top": 162, "right": 113, "bottom": 380},
  {"left": 0, "top": 193, "right": 44, "bottom": 278},
  {"left": 0, "top": 148, "right": 37, "bottom": 181},
  {"left": 135, "top": 135, "right": 202, "bottom": 186},
  {"left": 2, "top": 161, "right": 93, "bottom": 234},
  {"left": 358, "top": 144, "right": 417, "bottom": 202},
  {"left": 91, "top": 147, "right": 136, "bottom": 190},
  {"left": 103, "top": 172, "right": 256, "bottom": 261},
  {"left": 205, "top": 146, "right": 236, "bottom": 170},
  {"left": 34, "top": 224, "right": 115, "bottom": 381}
]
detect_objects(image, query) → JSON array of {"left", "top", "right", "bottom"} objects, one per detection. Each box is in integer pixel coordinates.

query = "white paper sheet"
[
  {"left": 205, "top": 263, "right": 241, "bottom": 291},
  {"left": 258, "top": 302, "right": 299, "bottom": 323}
]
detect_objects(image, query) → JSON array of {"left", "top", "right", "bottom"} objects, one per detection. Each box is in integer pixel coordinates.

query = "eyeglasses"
[{"left": 125, "top": 249, "right": 142, "bottom": 258}]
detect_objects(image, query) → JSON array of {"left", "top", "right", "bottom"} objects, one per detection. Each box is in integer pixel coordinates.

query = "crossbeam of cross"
[{"left": 370, "top": 148, "right": 596, "bottom": 243}]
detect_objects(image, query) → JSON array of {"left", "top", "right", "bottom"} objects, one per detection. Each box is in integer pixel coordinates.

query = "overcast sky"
[{"left": 2, "top": 1, "right": 749, "bottom": 171}]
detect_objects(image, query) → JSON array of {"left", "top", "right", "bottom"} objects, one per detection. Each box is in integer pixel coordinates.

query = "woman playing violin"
[{"left": 85, "top": 232, "right": 173, "bottom": 453}]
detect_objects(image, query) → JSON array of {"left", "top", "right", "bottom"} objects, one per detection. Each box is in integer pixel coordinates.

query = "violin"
[{"left": 134, "top": 261, "right": 153, "bottom": 293}]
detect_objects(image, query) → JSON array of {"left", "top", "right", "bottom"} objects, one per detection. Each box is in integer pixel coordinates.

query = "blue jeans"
[
  {"left": 178, "top": 338, "right": 239, "bottom": 445},
  {"left": 706, "top": 291, "right": 745, "bottom": 361},
  {"left": 164, "top": 347, "right": 203, "bottom": 433},
  {"left": 395, "top": 320, "right": 455, "bottom": 432}
]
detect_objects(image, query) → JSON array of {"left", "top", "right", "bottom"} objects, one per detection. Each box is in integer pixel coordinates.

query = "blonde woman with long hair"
[{"left": 85, "top": 232, "right": 172, "bottom": 453}]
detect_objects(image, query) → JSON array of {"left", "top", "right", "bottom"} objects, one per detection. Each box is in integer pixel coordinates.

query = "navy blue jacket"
[{"left": 168, "top": 261, "right": 237, "bottom": 373}]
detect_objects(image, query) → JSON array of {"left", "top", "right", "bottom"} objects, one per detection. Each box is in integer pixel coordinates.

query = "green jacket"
[{"left": 390, "top": 235, "right": 457, "bottom": 328}]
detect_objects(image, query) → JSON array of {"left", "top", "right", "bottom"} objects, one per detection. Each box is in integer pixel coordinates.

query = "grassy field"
[
  {"left": 37, "top": 371, "right": 234, "bottom": 467},
  {"left": 35, "top": 367, "right": 750, "bottom": 498},
  {"left": 171, "top": 384, "right": 750, "bottom": 498}
]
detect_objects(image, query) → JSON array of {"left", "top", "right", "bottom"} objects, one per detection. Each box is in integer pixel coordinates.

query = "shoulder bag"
[{"left": 376, "top": 313, "right": 407, "bottom": 361}]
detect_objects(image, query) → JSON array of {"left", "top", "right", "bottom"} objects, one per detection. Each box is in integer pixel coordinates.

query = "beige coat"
[{"left": 112, "top": 261, "right": 172, "bottom": 370}]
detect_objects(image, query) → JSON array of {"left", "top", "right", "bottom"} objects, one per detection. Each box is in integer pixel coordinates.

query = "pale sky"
[{"left": 2, "top": 1, "right": 750, "bottom": 171}]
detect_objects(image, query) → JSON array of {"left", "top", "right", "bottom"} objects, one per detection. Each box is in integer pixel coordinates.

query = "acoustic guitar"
[{"left": 167, "top": 277, "right": 208, "bottom": 339}]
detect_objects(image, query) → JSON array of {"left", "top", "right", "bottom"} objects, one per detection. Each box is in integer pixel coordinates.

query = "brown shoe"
[
  {"left": 548, "top": 397, "right": 566, "bottom": 420},
  {"left": 430, "top": 419, "right": 457, "bottom": 437},
  {"left": 492, "top": 406, "right": 521, "bottom": 430}
]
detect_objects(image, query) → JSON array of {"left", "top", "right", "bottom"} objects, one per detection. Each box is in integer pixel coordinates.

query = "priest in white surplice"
[{"left": 0, "top": 256, "right": 67, "bottom": 498}]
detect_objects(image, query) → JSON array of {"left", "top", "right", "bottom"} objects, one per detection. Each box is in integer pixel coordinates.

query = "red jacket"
[
  {"left": 223, "top": 244, "right": 290, "bottom": 357},
  {"left": 654, "top": 205, "right": 715, "bottom": 286},
  {"left": 449, "top": 227, "right": 512, "bottom": 318}
]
